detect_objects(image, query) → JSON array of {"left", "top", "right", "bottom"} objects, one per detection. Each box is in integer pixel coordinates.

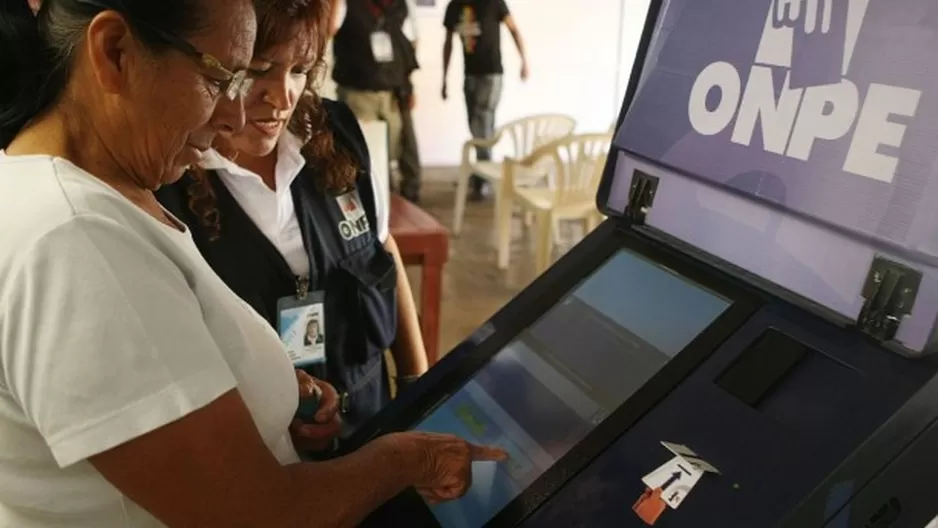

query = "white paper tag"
[
  {"left": 641, "top": 456, "right": 704, "bottom": 510},
  {"left": 279, "top": 302, "right": 326, "bottom": 366},
  {"left": 661, "top": 441, "right": 721, "bottom": 474},
  {"left": 370, "top": 31, "right": 394, "bottom": 63}
]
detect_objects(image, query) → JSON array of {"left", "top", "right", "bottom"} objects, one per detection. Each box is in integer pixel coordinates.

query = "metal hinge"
[
  {"left": 856, "top": 256, "right": 921, "bottom": 342},
  {"left": 626, "top": 169, "right": 659, "bottom": 225}
]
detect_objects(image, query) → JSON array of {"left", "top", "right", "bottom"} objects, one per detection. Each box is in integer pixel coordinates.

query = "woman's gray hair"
[{"left": 0, "top": 0, "right": 209, "bottom": 148}]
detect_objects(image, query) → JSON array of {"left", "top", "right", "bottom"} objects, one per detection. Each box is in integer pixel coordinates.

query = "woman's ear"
[{"left": 85, "top": 11, "right": 135, "bottom": 95}]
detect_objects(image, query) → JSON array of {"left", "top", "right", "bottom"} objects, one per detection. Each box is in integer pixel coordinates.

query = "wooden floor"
[{"left": 401, "top": 168, "right": 543, "bottom": 357}]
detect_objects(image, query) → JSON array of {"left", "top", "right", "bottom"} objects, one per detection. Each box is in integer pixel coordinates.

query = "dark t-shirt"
[{"left": 444, "top": 0, "right": 510, "bottom": 76}]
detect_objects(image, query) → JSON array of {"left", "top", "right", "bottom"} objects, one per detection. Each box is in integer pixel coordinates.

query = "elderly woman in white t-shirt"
[{"left": 0, "top": 0, "right": 503, "bottom": 526}]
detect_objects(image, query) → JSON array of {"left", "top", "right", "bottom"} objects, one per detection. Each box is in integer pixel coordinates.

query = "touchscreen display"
[{"left": 412, "top": 249, "right": 732, "bottom": 528}]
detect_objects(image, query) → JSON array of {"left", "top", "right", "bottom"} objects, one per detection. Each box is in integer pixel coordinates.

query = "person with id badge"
[
  {"left": 157, "top": 0, "right": 429, "bottom": 448},
  {"left": 442, "top": 0, "right": 530, "bottom": 201},
  {"left": 0, "top": 0, "right": 506, "bottom": 525},
  {"left": 329, "top": 0, "right": 416, "bottom": 171}
]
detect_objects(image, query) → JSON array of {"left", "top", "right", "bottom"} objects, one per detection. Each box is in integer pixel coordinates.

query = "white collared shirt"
[{"left": 202, "top": 133, "right": 389, "bottom": 277}]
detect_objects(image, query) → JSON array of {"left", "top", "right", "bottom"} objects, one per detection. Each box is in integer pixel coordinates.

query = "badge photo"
[
  {"left": 277, "top": 291, "right": 327, "bottom": 369},
  {"left": 336, "top": 191, "right": 371, "bottom": 241}
]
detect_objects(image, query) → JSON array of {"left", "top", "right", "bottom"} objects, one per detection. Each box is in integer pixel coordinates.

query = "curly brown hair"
[{"left": 186, "top": 0, "right": 359, "bottom": 240}]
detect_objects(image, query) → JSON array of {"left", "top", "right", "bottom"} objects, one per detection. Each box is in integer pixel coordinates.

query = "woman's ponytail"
[{"left": 0, "top": 0, "right": 64, "bottom": 148}]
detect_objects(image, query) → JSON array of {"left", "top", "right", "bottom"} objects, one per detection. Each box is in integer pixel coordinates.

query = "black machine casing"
[
  {"left": 352, "top": 220, "right": 938, "bottom": 528},
  {"left": 350, "top": 0, "right": 938, "bottom": 525}
]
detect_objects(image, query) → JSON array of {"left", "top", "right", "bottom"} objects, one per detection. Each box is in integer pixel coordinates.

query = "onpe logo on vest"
[
  {"left": 336, "top": 191, "right": 370, "bottom": 241},
  {"left": 687, "top": 0, "right": 922, "bottom": 183}
]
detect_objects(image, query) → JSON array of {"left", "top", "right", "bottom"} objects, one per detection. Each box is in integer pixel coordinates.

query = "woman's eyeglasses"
[{"left": 72, "top": 0, "right": 254, "bottom": 100}]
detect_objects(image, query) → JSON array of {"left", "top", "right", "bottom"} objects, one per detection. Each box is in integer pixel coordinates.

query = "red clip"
[{"left": 632, "top": 487, "right": 667, "bottom": 525}]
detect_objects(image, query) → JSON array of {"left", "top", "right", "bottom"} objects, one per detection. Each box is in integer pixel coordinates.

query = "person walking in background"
[
  {"left": 396, "top": 0, "right": 423, "bottom": 203},
  {"left": 442, "top": 0, "right": 529, "bottom": 201},
  {"left": 160, "top": 0, "right": 430, "bottom": 438},
  {"left": 330, "top": 0, "right": 418, "bottom": 197}
]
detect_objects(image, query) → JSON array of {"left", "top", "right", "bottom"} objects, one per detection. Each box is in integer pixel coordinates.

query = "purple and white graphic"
[
  {"left": 770, "top": 0, "right": 846, "bottom": 88},
  {"left": 617, "top": 0, "right": 938, "bottom": 247},
  {"left": 609, "top": 0, "right": 938, "bottom": 354}
]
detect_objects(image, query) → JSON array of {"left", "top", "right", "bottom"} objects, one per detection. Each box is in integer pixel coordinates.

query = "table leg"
[{"left": 420, "top": 262, "right": 443, "bottom": 365}]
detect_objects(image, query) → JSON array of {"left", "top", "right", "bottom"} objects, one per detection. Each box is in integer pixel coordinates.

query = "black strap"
[
  {"left": 367, "top": 0, "right": 393, "bottom": 20},
  {"left": 289, "top": 174, "right": 323, "bottom": 289}
]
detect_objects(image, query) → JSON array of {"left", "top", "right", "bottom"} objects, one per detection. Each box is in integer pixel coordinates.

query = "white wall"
[{"left": 319, "top": 0, "right": 652, "bottom": 166}]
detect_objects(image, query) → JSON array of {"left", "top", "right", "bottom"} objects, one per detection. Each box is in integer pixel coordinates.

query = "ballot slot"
[
  {"left": 715, "top": 327, "right": 875, "bottom": 444},
  {"left": 714, "top": 328, "right": 813, "bottom": 408}
]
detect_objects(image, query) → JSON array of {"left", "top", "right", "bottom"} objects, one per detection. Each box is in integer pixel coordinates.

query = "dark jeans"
[
  {"left": 397, "top": 96, "right": 421, "bottom": 199},
  {"left": 464, "top": 74, "right": 503, "bottom": 167}
]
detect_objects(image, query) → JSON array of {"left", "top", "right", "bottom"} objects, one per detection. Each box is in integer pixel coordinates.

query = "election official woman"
[
  {"left": 0, "top": 0, "right": 502, "bottom": 525},
  {"left": 157, "top": 0, "right": 429, "bottom": 436}
]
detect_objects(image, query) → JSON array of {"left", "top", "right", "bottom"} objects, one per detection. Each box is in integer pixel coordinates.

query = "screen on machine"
[{"left": 412, "top": 248, "right": 733, "bottom": 528}]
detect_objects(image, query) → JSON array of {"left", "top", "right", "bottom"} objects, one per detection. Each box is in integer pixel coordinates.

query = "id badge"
[
  {"left": 277, "top": 286, "right": 326, "bottom": 369},
  {"left": 370, "top": 31, "right": 394, "bottom": 63}
]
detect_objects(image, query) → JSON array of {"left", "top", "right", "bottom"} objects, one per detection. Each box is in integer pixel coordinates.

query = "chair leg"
[
  {"left": 495, "top": 189, "right": 514, "bottom": 270},
  {"left": 535, "top": 209, "right": 553, "bottom": 275},
  {"left": 452, "top": 168, "right": 471, "bottom": 236}
]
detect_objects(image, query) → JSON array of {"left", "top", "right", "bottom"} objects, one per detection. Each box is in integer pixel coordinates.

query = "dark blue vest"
[{"left": 156, "top": 100, "right": 396, "bottom": 436}]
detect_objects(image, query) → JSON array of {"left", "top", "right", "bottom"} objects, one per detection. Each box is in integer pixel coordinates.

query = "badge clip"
[{"left": 296, "top": 276, "right": 310, "bottom": 300}]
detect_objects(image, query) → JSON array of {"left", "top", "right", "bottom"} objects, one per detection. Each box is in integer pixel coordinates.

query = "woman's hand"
[
  {"left": 290, "top": 370, "right": 342, "bottom": 452},
  {"left": 389, "top": 432, "right": 508, "bottom": 504}
]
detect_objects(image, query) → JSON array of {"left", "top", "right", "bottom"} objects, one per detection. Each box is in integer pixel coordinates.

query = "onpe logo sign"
[{"left": 687, "top": 0, "right": 921, "bottom": 183}]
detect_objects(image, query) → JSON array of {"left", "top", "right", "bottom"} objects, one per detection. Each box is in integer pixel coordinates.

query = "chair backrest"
[
  {"left": 498, "top": 114, "right": 577, "bottom": 160},
  {"left": 530, "top": 132, "right": 614, "bottom": 205}
]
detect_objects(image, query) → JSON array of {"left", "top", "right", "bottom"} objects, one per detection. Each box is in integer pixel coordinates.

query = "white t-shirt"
[
  {"left": 203, "top": 132, "right": 389, "bottom": 277},
  {"left": 0, "top": 154, "right": 301, "bottom": 527}
]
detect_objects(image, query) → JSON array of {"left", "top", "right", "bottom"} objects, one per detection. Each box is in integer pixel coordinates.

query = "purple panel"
[
  {"left": 609, "top": 153, "right": 938, "bottom": 354},
  {"left": 605, "top": 0, "right": 938, "bottom": 353},
  {"left": 615, "top": 0, "right": 938, "bottom": 257}
]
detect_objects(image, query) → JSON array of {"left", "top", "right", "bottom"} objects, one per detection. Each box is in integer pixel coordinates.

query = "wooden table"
[{"left": 389, "top": 194, "right": 449, "bottom": 364}]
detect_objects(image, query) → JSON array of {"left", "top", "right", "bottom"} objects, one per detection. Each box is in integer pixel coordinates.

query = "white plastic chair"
[
  {"left": 452, "top": 114, "right": 577, "bottom": 237},
  {"left": 504, "top": 133, "right": 613, "bottom": 274}
]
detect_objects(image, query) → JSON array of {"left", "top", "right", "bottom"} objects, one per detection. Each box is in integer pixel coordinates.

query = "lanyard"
[
  {"left": 290, "top": 174, "right": 322, "bottom": 298},
  {"left": 366, "top": 0, "right": 394, "bottom": 22}
]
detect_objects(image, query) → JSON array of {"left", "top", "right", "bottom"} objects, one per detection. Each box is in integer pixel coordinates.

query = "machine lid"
[{"left": 598, "top": 0, "right": 938, "bottom": 354}]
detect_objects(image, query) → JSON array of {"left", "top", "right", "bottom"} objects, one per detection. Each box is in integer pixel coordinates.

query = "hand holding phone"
[{"left": 291, "top": 370, "right": 342, "bottom": 452}]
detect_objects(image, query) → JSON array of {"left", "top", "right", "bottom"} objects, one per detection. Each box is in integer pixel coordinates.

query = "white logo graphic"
[{"left": 687, "top": 0, "right": 921, "bottom": 183}]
